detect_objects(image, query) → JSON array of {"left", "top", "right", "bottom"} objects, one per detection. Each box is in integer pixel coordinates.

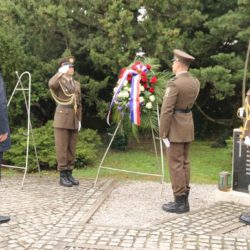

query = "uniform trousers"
[
  {"left": 166, "top": 142, "right": 191, "bottom": 196},
  {"left": 54, "top": 128, "right": 78, "bottom": 171}
]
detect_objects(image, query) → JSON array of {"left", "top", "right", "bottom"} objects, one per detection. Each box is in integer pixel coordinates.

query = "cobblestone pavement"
[{"left": 1, "top": 175, "right": 250, "bottom": 250}]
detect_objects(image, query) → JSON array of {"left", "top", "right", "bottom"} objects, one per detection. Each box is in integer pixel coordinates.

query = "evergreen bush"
[{"left": 4, "top": 121, "right": 102, "bottom": 171}]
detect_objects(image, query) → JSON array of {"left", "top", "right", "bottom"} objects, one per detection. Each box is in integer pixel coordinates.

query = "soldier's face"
[
  {"left": 172, "top": 60, "right": 178, "bottom": 74},
  {"left": 67, "top": 66, "right": 74, "bottom": 76}
]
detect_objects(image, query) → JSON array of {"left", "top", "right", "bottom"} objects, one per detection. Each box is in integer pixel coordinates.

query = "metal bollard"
[{"left": 218, "top": 171, "right": 231, "bottom": 191}]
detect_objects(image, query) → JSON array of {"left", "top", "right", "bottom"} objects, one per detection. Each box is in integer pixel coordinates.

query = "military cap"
[
  {"left": 173, "top": 49, "right": 195, "bottom": 66},
  {"left": 58, "top": 56, "right": 75, "bottom": 67}
]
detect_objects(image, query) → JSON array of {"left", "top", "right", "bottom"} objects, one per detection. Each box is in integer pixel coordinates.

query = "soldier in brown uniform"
[
  {"left": 160, "top": 49, "right": 200, "bottom": 213},
  {"left": 49, "top": 56, "right": 82, "bottom": 187}
]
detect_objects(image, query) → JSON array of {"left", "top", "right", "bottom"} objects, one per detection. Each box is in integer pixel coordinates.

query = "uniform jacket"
[
  {"left": 242, "top": 89, "right": 250, "bottom": 137},
  {"left": 49, "top": 72, "right": 82, "bottom": 130},
  {"left": 0, "top": 72, "right": 11, "bottom": 152},
  {"left": 160, "top": 72, "right": 200, "bottom": 142}
]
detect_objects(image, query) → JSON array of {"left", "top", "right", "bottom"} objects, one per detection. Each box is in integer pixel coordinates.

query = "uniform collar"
[
  {"left": 176, "top": 71, "right": 188, "bottom": 77},
  {"left": 63, "top": 75, "right": 73, "bottom": 81}
]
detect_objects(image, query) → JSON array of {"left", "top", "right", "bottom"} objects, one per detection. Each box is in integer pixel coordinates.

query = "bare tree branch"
[{"left": 194, "top": 102, "right": 230, "bottom": 126}]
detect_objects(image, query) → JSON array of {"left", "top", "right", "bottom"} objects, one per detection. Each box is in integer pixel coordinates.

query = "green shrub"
[
  {"left": 4, "top": 121, "right": 102, "bottom": 171},
  {"left": 106, "top": 123, "right": 128, "bottom": 151},
  {"left": 75, "top": 128, "right": 102, "bottom": 168}
]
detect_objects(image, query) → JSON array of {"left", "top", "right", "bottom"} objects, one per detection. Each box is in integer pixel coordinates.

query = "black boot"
[
  {"left": 240, "top": 213, "right": 250, "bottom": 224},
  {"left": 66, "top": 170, "right": 79, "bottom": 185},
  {"left": 162, "top": 195, "right": 189, "bottom": 213},
  {"left": 0, "top": 215, "right": 10, "bottom": 224},
  {"left": 163, "top": 187, "right": 191, "bottom": 209},
  {"left": 59, "top": 170, "right": 73, "bottom": 187},
  {"left": 186, "top": 188, "right": 190, "bottom": 210},
  {"left": 162, "top": 196, "right": 176, "bottom": 210}
]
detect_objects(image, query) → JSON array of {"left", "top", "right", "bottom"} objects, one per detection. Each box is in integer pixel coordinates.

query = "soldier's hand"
[
  {"left": 0, "top": 132, "right": 8, "bottom": 142},
  {"left": 78, "top": 121, "right": 81, "bottom": 132},
  {"left": 244, "top": 136, "right": 250, "bottom": 147},
  {"left": 58, "top": 65, "right": 70, "bottom": 74},
  {"left": 237, "top": 107, "right": 245, "bottom": 118},
  {"left": 163, "top": 138, "right": 170, "bottom": 148}
]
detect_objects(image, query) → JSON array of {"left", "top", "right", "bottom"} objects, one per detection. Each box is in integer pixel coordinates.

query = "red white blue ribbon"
[
  {"left": 130, "top": 74, "right": 141, "bottom": 126},
  {"left": 107, "top": 69, "right": 135, "bottom": 125},
  {"left": 107, "top": 62, "right": 148, "bottom": 126}
]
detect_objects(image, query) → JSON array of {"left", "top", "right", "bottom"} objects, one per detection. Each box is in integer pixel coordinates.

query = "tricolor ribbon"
[
  {"left": 130, "top": 74, "right": 141, "bottom": 126},
  {"left": 107, "top": 62, "right": 148, "bottom": 126}
]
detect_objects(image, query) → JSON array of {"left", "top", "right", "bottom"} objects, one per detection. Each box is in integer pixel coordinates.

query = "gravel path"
[
  {"left": 89, "top": 180, "right": 250, "bottom": 238},
  {"left": 90, "top": 181, "right": 217, "bottom": 227}
]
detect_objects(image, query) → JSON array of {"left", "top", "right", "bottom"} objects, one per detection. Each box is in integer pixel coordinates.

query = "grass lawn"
[
  {"left": 2, "top": 140, "right": 232, "bottom": 184},
  {"left": 75, "top": 140, "right": 232, "bottom": 184}
]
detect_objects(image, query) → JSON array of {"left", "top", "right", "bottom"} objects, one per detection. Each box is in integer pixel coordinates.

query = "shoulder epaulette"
[{"left": 170, "top": 76, "right": 177, "bottom": 81}]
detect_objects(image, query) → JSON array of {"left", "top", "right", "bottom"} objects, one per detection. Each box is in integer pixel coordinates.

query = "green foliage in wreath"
[{"left": 111, "top": 57, "right": 172, "bottom": 140}]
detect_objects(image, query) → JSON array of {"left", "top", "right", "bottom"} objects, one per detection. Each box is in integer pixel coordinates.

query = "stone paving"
[{"left": 1, "top": 175, "right": 250, "bottom": 250}]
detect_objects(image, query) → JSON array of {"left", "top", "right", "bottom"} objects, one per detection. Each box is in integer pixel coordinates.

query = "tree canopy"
[{"left": 0, "top": 0, "right": 249, "bottom": 137}]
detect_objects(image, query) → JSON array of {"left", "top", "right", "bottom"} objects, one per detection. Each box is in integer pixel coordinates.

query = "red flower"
[
  {"left": 149, "top": 87, "right": 155, "bottom": 93},
  {"left": 127, "top": 73, "right": 132, "bottom": 81},
  {"left": 132, "top": 65, "right": 138, "bottom": 71},
  {"left": 119, "top": 68, "right": 126, "bottom": 78},
  {"left": 146, "top": 64, "right": 151, "bottom": 70},
  {"left": 132, "top": 61, "right": 141, "bottom": 71},
  {"left": 141, "top": 77, "right": 147, "bottom": 83},
  {"left": 141, "top": 71, "right": 147, "bottom": 77},
  {"left": 143, "top": 83, "right": 149, "bottom": 89},
  {"left": 150, "top": 76, "right": 157, "bottom": 84}
]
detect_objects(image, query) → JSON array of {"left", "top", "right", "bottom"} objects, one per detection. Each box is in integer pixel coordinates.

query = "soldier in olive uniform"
[
  {"left": 0, "top": 68, "right": 11, "bottom": 224},
  {"left": 160, "top": 49, "right": 200, "bottom": 213},
  {"left": 238, "top": 90, "right": 250, "bottom": 224},
  {"left": 49, "top": 56, "right": 82, "bottom": 187}
]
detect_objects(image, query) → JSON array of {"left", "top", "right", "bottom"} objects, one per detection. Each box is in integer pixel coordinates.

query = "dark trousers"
[
  {"left": 166, "top": 142, "right": 191, "bottom": 196},
  {"left": 0, "top": 150, "right": 10, "bottom": 221},
  {"left": 0, "top": 151, "right": 3, "bottom": 181}
]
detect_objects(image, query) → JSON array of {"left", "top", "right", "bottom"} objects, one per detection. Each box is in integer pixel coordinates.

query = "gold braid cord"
[
  {"left": 50, "top": 82, "right": 77, "bottom": 113},
  {"left": 238, "top": 97, "right": 250, "bottom": 139}
]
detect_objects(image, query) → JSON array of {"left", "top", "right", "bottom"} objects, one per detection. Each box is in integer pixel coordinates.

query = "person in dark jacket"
[{"left": 0, "top": 69, "right": 11, "bottom": 224}]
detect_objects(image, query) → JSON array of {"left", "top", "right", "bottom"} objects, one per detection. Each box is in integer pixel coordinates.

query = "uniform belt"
[
  {"left": 57, "top": 104, "right": 74, "bottom": 109},
  {"left": 174, "top": 109, "right": 191, "bottom": 113}
]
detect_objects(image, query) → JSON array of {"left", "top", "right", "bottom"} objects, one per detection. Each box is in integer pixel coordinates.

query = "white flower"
[
  {"left": 118, "top": 92, "right": 124, "bottom": 98},
  {"left": 139, "top": 96, "right": 144, "bottom": 103},
  {"left": 149, "top": 95, "right": 155, "bottom": 102},
  {"left": 140, "top": 85, "right": 145, "bottom": 92},
  {"left": 146, "top": 102, "right": 152, "bottom": 109},
  {"left": 113, "top": 86, "right": 118, "bottom": 93},
  {"left": 124, "top": 81, "right": 128, "bottom": 86},
  {"left": 123, "top": 91, "right": 129, "bottom": 98}
]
